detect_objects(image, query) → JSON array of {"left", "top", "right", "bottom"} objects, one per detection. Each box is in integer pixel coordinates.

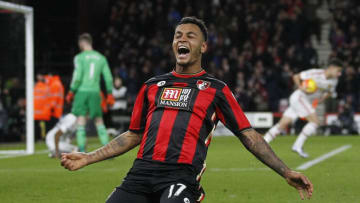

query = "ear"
[{"left": 201, "top": 42, "right": 207, "bottom": 54}]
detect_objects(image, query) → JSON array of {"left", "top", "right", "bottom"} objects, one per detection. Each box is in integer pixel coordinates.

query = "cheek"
[
  {"left": 192, "top": 43, "right": 202, "bottom": 54},
  {"left": 172, "top": 41, "right": 177, "bottom": 51}
]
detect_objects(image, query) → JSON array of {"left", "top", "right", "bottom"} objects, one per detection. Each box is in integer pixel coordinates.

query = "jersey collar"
[{"left": 171, "top": 69, "right": 206, "bottom": 78}]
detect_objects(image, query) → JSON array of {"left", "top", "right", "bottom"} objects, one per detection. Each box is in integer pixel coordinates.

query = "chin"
[{"left": 176, "top": 60, "right": 190, "bottom": 67}]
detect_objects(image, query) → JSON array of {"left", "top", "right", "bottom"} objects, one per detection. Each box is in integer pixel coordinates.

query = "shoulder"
[
  {"left": 200, "top": 73, "right": 227, "bottom": 90},
  {"left": 301, "top": 68, "right": 324, "bottom": 75},
  {"left": 74, "top": 53, "right": 83, "bottom": 60},
  {"left": 144, "top": 72, "right": 173, "bottom": 85},
  {"left": 94, "top": 51, "right": 106, "bottom": 59}
]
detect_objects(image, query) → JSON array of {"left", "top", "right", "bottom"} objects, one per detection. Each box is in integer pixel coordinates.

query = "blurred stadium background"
[{"left": 0, "top": 0, "right": 359, "bottom": 202}]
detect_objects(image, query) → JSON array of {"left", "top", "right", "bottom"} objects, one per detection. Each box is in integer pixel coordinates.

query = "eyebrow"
[{"left": 175, "top": 31, "right": 198, "bottom": 36}]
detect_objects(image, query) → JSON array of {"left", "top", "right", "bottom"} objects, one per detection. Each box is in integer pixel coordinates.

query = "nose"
[{"left": 178, "top": 35, "right": 188, "bottom": 42}]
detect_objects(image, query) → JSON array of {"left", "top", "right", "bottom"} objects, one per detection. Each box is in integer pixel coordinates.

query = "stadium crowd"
[
  {"left": 1, "top": 0, "right": 360, "bottom": 140},
  {"left": 329, "top": 0, "right": 360, "bottom": 112},
  {"left": 100, "top": 0, "right": 320, "bottom": 112}
]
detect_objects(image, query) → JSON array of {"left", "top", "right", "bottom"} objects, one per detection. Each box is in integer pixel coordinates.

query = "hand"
[
  {"left": 285, "top": 170, "right": 313, "bottom": 200},
  {"left": 106, "top": 94, "right": 115, "bottom": 107},
  {"left": 66, "top": 92, "right": 74, "bottom": 104},
  {"left": 61, "top": 152, "right": 88, "bottom": 171}
]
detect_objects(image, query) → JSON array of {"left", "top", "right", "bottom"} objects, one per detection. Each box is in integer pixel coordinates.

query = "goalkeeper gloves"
[
  {"left": 66, "top": 91, "right": 74, "bottom": 104},
  {"left": 106, "top": 94, "right": 115, "bottom": 107}
]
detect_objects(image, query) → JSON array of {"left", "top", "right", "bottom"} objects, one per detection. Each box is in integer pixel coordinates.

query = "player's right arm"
[
  {"left": 69, "top": 55, "right": 84, "bottom": 93},
  {"left": 61, "top": 84, "right": 149, "bottom": 171},
  {"left": 61, "top": 131, "right": 141, "bottom": 171},
  {"left": 292, "top": 73, "right": 302, "bottom": 88},
  {"left": 292, "top": 73, "right": 309, "bottom": 93}
]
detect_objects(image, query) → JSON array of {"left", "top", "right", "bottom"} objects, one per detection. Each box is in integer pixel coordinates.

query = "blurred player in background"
[
  {"left": 62, "top": 17, "right": 313, "bottom": 202},
  {"left": 46, "top": 113, "right": 78, "bottom": 158},
  {"left": 264, "top": 59, "right": 343, "bottom": 158},
  {"left": 66, "top": 33, "right": 115, "bottom": 152}
]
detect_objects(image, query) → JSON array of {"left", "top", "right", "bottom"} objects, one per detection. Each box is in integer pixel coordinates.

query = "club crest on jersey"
[
  {"left": 158, "top": 87, "right": 194, "bottom": 110},
  {"left": 196, "top": 80, "right": 211, "bottom": 90}
]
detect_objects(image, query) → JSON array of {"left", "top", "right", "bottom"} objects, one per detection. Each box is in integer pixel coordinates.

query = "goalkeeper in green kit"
[{"left": 66, "top": 33, "right": 115, "bottom": 152}]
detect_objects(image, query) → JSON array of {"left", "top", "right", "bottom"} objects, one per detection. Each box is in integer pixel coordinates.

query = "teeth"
[{"left": 178, "top": 45, "right": 189, "bottom": 55}]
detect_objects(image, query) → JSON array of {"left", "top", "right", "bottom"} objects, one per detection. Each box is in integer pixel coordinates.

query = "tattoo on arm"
[
  {"left": 87, "top": 131, "right": 141, "bottom": 165},
  {"left": 239, "top": 129, "right": 290, "bottom": 177}
]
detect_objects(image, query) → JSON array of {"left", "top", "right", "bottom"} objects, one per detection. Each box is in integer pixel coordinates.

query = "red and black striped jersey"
[{"left": 129, "top": 70, "right": 251, "bottom": 173}]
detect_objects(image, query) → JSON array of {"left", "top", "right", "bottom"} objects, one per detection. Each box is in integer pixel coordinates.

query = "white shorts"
[
  {"left": 45, "top": 127, "right": 77, "bottom": 154},
  {"left": 283, "top": 90, "right": 315, "bottom": 121}
]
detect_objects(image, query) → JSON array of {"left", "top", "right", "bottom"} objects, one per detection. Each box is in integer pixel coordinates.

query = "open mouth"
[{"left": 178, "top": 46, "right": 190, "bottom": 57}]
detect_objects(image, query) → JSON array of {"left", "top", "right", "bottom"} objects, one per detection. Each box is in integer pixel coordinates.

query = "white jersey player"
[
  {"left": 46, "top": 113, "right": 78, "bottom": 158},
  {"left": 264, "top": 60, "right": 343, "bottom": 158}
]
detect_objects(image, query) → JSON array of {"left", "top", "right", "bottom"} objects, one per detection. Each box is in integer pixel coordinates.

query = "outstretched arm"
[
  {"left": 54, "top": 130, "right": 64, "bottom": 158},
  {"left": 61, "top": 130, "right": 141, "bottom": 171},
  {"left": 239, "top": 129, "right": 313, "bottom": 199}
]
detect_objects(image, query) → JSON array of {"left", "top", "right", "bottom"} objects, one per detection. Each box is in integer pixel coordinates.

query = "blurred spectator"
[
  {"left": 107, "top": 77, "right": 129, "bottom": 134},
  {"left": 34, "top": 73, "right": 51, "bottom": 140},
  {"left": 110, "top": 77, "right": 128, "bottom": 113},
  {"left": 334, "top": 95, "right": 359, "bottom": 134},
  {"left": 99, "top": 0, "right": 320, "bottom": 112}
]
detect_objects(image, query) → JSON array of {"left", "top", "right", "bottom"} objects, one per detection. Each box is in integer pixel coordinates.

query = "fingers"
[
  {"left": 297, "top": 188, "right": 305, "bottom": 200},
  {"left": 286, "top": 171, "right": 314, "bottom": 200},
  {"left": 300, "top": 175, "right": 313, "bottom": 199},
  {"left": 61, "top": 159, "right": 77, "bottom": 171},
  {"left": 60, "top": 154, "right": 76, "bottom": 171}
]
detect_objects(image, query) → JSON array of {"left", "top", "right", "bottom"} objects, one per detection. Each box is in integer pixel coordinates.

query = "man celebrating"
[
  {"left": 66, "top": 33, "right": 115, "bottom": 152},
  {"left": 62, "top": 17, "right": 313, "bottom": 202},
  {"left": 264, "top": 60, "right": 343, "bottom": 158}
]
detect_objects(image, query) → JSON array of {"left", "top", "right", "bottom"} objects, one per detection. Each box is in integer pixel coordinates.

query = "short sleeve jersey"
[
  {"left": 128, "top": 70, "right": 251, "bottom": 173},
  {"left": 70, "top": 50, "right": 113, "bottom": 93},
  {"left": 300, "top": 69, "right": 338, "bottom": 101}
]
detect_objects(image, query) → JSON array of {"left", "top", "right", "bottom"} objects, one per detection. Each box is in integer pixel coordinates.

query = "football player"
[
  {"left": 46, "top": 113, "right": 78, "bottom": 158},
  {"left": 62, "top": 17, "right": 313, "bottom": 202},
  {"left": 264, "top": 59, "right": 343, "bottom": 157},
  {"left": 66, "top": 33, "right": 115, "bottom": 152}
]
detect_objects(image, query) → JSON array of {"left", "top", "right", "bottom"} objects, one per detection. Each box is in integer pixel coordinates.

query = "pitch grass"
[{"left": 0, "top": 135, "right": 359, "bottom": 203}]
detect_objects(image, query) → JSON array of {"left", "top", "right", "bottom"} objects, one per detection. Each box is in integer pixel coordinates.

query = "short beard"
[{"left": 176, "top": 59, "right": 196, "bottom": 68}]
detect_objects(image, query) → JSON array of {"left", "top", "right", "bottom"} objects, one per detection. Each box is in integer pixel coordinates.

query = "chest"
[
  {"left": 312, "top": 76, "right": 335, "bottom": 91},
  {"left": 147, "top": 80, "right": 216, "bottom": 112}
]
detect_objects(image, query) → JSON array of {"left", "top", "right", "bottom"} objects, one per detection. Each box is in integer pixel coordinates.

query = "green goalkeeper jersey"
[{"left": 70, "top": 50, "right": 113, "bottom": 93}]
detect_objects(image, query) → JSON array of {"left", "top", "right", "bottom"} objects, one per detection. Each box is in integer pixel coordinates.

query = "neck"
[
  {"left": 83, "top": 45, "right": 93, "bottom": 51},
  {"left": 174, "top": 60, "right": 202, "bottom": 74}
]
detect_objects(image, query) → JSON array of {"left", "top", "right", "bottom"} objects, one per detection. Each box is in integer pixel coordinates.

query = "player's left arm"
[
  {"left": 239, "top": 129, "right": 313, "bottom": 199},
  {"left": 216, "top": 84, "right": 313, "bottom": 199},
  {"left": 102, "top": 58, "right": 114, "bottom": 94},
  {"left": 239, "top": 129, "right": 289, "bottom": 176}
]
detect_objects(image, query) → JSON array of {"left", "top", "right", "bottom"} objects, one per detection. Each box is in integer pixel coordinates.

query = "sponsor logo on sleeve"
[{"left": 158, "top": 87, "right": 194, "bottom": 110}]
